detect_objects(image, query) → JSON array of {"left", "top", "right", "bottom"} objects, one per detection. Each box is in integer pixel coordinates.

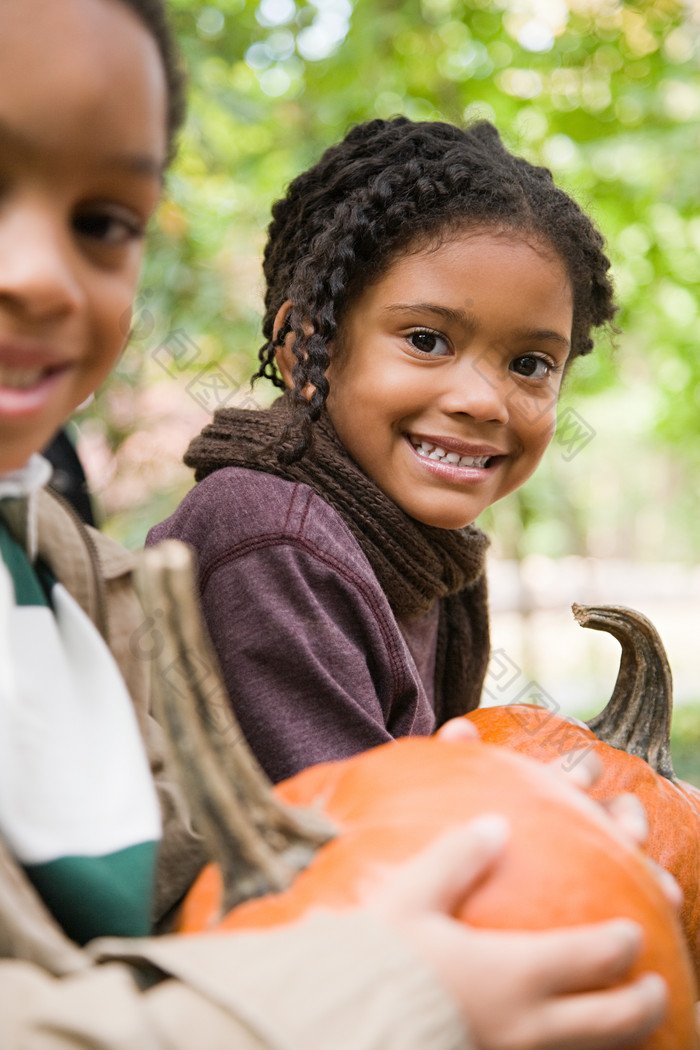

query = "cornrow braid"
[{"left": 255, "top": 117, "right": 616, "bottom": 463}]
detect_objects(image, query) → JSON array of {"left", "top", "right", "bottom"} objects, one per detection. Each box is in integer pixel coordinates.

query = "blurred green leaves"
[{"left": 88, "top": 0, "right": 700, "bottom": 559}]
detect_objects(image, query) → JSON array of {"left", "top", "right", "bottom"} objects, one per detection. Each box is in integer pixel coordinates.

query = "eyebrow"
[
  {"left": 0, "top": 118, "right": 164, "bottom": 180},
  {"left": 102, "top": 153, "right": 166, "bottom": 179},
  {"left": 386, "top": 302, "right": 571, "bottom": 351}
]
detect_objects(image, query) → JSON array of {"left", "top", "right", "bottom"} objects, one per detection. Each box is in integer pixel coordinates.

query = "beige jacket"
[{"left": 0, "top": 489, "right": 471, "bottom": 1050}]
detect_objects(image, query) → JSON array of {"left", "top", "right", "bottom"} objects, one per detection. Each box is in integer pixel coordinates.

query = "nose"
[
  {"left": 437, "top": 349, "right": 510, "bottom": 424},
  {"left": 0, "top": 197, "right": 84, "bottom": 320}
]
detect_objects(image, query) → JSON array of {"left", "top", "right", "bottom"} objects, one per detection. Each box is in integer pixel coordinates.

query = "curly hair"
[
  {"left": 253, "top": 117, "right": 616, "bottom": 463},
  {"left": 116, "top": 0, "right": 186, "bottom": 160}
]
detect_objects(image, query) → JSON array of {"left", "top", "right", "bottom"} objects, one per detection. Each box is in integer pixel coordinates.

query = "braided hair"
[
  {"left": 116, "top": 0, "right": 186, "bottom": 160},
  {"left": 254, "top": 117, "right": 616, "bottom": 463}
]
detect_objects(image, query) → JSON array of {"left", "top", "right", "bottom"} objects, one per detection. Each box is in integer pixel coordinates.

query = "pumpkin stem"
[
  {"left": 573, "top": 603, "right": 676, "bottom": 781},
  {"left": 134, "top": 541, "right": 336, "bottom": 916}
]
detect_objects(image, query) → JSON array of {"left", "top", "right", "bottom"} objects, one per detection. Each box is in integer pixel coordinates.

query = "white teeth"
[
  {"left": 411, "top": 437, "right": 492, "bottom": 470},
  {"left": 0, "top": 366, "right": 45, "bottom": 389},
  {"left": 461, "top": 455, "right": 490, "bottom": 468}
]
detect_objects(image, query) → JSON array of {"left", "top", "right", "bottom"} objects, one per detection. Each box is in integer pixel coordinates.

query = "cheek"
[
  {"left": 542, "top": 409, "right": 559, "bottom": 445},
  {"left": 95, "top": 276, "right": 137, "bottom": 360},
  {"left": 521, "top": 402, "right": 559, "bottom": 459}
]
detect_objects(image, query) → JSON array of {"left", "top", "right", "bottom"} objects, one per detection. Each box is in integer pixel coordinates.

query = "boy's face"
[
  {"left": 325, "top": 229, "right": 573, "bottom": 530},
  {"left": 0, "top": 0, "right": 167, "bottom": 473}
]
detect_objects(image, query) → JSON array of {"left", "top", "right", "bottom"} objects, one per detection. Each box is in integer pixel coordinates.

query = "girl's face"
[
  {"left": 0, "top": 0, "right": 167, "bottom": 473},
  {"left": 325, "top": 228, "right": 573, "bottom": 530}
]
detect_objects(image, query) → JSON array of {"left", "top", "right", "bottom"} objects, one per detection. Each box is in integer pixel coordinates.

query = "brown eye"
[
  {"left": 408, "top": 330, "right": 449, "bottom": 356},
  {"left": 74, "top": 209, "right": 144, "bottom": 245},
  {"left": 511, "top": 354, "right": 551, "bottom": 379}
]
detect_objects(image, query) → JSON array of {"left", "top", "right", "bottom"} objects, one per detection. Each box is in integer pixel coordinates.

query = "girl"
[
  {"left": 150, "top": 117, "right": 612, "bottom": 785},
  {"left": 1, "top": 3, "right": 669, "bottom": 1048}
]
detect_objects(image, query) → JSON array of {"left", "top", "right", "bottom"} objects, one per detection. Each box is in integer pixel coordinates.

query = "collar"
[
  {"left": 0, "top": 454, "right": 53, "bottom": 500},
  {"left": 0, "top": 456, "right": 53, "bottom": 560}
]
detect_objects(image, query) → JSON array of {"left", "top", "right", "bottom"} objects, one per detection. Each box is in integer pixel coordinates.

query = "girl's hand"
[
  {"left": 366, "top": 820, "right": 668, "bottom": 1050},
  {"left": 435, "top": 717, "right": 480, "bottom": 743},
  {"left": 435, "top": 717, "right": 683, "bottom": 911}
]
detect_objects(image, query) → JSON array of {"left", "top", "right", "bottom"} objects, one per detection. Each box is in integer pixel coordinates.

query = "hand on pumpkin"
[
  {"left": 436, "top": 717, "right": 683, "bottom": 911},
  {"left": 366, "top": 818, "right": 668, "bottom": 1050}
]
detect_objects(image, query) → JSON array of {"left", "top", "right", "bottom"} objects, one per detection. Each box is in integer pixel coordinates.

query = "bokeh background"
[{"left": 73, "top": 0, "right": 700, "bottom": 777}]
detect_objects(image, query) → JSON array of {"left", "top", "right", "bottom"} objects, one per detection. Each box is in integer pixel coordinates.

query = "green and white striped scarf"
[{"left": 0, "top": 457, "right": 161, "bottom": 945}]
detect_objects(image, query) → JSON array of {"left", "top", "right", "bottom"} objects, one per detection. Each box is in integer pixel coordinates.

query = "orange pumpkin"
[
  {"left": 133, "top": 549, "right": 698, "bottom": 1050},
  {"left": 466, "top": 604, "right": 700, "bottom": 985},
  {"left": 179, "top": 737, "right": 697, "bottom": 1050}
]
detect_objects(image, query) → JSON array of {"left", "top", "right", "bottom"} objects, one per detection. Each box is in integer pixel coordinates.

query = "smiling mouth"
[
  {"left": 409, "top": 437, "right": 494, "bottom": 469},
  {"left": 0, "top": 364, "right": 62, "bottom": 389}
]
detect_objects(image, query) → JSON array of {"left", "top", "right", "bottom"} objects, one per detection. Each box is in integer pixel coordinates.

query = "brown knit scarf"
[{"left": 185, "top": 397, "right": 490, "bottom": 723}]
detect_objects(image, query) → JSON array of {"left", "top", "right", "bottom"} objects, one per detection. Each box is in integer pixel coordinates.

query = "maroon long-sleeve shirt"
[{"left": 147, "top": 467, "right": 439, "bottom": 783}]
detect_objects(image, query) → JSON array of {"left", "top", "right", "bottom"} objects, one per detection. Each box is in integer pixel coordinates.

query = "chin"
[{"left": 410, "top": 509, "right": 479, "bottom": 531}]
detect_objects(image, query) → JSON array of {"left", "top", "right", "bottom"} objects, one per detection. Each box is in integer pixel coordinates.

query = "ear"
[
  {"left": 272, "top": 301, "right": 296, "bottom": 390},
  {"left": 273, "top": 302, "right": 320, "bottom": 402}
]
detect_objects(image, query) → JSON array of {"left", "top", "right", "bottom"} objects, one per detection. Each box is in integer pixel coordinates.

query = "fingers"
[
  {"left": 644, "top": 857, "right": 683, "bottom": 911},
  {"left": 461, "top": 924, "right": 666, "bottom": 1050},
  {"left": 594, "top": 795, "right": 682, "bottom": 910},
  {"left": 527, "top": 972, "right": 668, "bottom": 1050},
  {"left": 527, "top": 919, "right": 643, "bottom": 995},
  {"left": 367, "top": 816, "right": 509, "bottom": 916},
  {"left": 435, "top": 717, "right": 479, "bottom": 742},
  {"left": 602, "top": 793, "right": 649, "bottom": 847},
  {"left": 372, "top": 868, "right": 666, "bottom": 1050},
  {"left": 550, "top": 748, "right": 602, "bottom": 790}
]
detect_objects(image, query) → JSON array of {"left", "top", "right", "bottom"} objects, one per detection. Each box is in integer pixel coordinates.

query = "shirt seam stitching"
[{"left": 198, "top": 534, "right": 413, "bottom": 702}]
